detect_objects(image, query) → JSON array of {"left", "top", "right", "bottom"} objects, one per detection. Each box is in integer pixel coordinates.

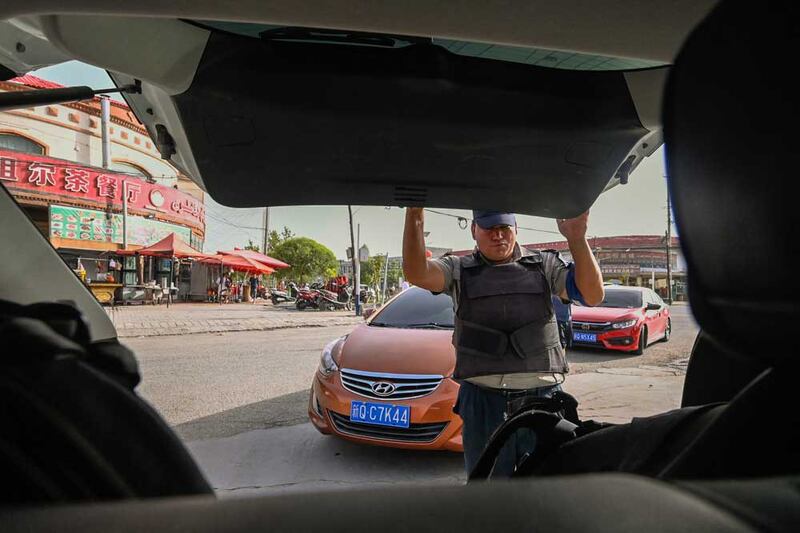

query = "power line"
[
  {"left": 423, "top": 208, "right": 562, "bottom": 235},
  {"left": 205, "top": 211, "right": 265, "bottom": 231}
]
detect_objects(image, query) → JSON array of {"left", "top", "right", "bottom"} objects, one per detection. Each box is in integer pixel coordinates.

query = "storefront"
[{"left": 0, "top": 149, "right": 206, "bottom": 302}]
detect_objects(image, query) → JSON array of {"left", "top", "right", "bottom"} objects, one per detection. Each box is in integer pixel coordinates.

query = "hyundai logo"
[{"left": 371, "top": 381, "right": 396, "bottom": 396}]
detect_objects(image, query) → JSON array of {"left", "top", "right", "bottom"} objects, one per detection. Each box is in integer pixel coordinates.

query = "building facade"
[
  {"left": 0, "top": 75, "right": 206, "bottom": 297},
  {"left": 523, "top": 235, "right": 687, "bottom": 300}
]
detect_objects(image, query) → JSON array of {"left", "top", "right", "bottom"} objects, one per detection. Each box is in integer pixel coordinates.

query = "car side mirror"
[
  {"left": 363, "top": 308, "right": 376, "bottom": 319},
  {"left": 646, "top": 302, "right": 661, "bottom": 311}
]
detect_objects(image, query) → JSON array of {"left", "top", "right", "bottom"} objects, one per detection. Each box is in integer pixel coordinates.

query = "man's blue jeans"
[{"left": 453, "top": 381, "right": 562, "bottom": 477}]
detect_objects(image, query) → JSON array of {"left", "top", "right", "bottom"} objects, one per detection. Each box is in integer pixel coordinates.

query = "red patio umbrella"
[
  {"left": 218, "top": 248, "right": 290, "bottom": 269},
  {"left": 118, "top": 233, "right": 207, "bottom": 259},
  {"left": 198, "top": 254, "right": 275, "bottom": 274}
]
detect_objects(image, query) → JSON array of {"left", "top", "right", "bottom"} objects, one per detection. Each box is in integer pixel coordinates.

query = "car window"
[
  {"left": 370, "top": 287, "right": 454, "bottom": 328},
  {"left": 643, "top": 290, "right": 653, "bottom": 305},
  {"left": 598, "top": 289, "right": 643, "bottom": 309}
]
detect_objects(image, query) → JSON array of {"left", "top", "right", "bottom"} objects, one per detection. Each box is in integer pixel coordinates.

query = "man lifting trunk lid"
[{"left": 402, "top": 208, "right": 604, "bottom": 476}]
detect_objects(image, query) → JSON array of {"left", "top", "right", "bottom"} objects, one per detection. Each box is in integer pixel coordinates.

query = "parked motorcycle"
[{"left": 295, "top": 285, "right": 321, "bottom": 310}]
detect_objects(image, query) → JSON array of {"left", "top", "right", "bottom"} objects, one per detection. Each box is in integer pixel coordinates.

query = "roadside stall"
[
  {"left": 74, "top": 256, "right": 123, "bottom": 305},
  {"left": 197, "top": 254, "right": 274, "bottom": 303},
  {"left": 118, "top": 233, "right": 209, "bottom": 306}
]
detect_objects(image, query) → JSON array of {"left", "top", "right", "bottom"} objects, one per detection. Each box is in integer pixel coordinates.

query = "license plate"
[
  {"left": 573, "top": 332, "right": 597, "bottom": 343},
  {"left": 350, "top": 401, "right": 410, "bottom": 428}
]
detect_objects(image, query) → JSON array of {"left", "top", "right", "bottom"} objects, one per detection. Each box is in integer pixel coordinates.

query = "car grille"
[
  {"left": 340, "top": 368, "right": 443, "bottom": 400},
  {"left": 572, "top": 321, "right": 612, "bottom": 333},
  {"left": 328, "top": 411, "right": 447, "bottom": 443}
]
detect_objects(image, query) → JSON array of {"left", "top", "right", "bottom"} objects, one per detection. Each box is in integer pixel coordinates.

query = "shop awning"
[
  {"left": 198, "top": 254, "right": 275, "bottom": 274},
  {"left": 118, "top": 233, "right": 207, "bottom": 259},
  {"left": 218, "top": 248, "right": 290, "bottom": 269}
]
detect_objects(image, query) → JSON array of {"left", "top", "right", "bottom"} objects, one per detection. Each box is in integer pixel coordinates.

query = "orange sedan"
[{"left": 308, "top": 287, "right": 462, "bottom": 451}]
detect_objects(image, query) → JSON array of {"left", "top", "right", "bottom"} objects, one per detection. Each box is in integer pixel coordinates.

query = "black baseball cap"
[{"left": 472, "top": 210, "right": 517, "bottom": 229}]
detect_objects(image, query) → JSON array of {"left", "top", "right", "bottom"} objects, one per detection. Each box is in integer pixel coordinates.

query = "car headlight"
[
  {"left": 612, "top": 319, "right": 638, "bottom": 329},
  {"left": 318, "top": 336, "right": 345, "bottom": 376}
]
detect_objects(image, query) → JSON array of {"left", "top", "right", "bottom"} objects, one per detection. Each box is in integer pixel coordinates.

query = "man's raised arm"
[{"left": 402, "top": 207, "right": 446, "bottom": 293}]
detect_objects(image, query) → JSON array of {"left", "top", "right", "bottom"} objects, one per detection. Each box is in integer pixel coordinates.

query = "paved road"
[
  {"left": 128, "top": 304, "right": 698, "bottom": 441},
  {"left": 130, "top": 325, "right": 355, "bottom": 440},
  {"left": 127, "top": 304, "right": 698, "bottom": 494}
]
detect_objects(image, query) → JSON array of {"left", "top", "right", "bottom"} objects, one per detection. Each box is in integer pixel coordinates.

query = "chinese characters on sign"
[
  {"left": 0, "top": 151, "right": 205, "bottom": 227},
  {"left": 27, "top": 162, "right": 56, "bottom": 187}
]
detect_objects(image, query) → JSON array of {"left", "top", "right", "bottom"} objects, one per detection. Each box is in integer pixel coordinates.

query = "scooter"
[
  {"left": 270, "top": 286, "right": 295, "bottom": 305},
  {"left": 317, "top": 285, "right": 353, "bottom": 311}
]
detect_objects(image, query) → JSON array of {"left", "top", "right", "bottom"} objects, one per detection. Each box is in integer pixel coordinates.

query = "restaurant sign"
[
  {"left": 0, "top": 150, "right": 204, "bottom": 227},
  {"left": 50, "top": 205, "right": 192, "bottom": 247}
]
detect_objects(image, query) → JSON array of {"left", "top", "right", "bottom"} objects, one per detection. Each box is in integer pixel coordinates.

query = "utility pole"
[
  {"left": 348, "top": 205, "right": 359, "bottom": 316},
  {"left": 665, "top": 183, "right": 673, "bottom": 304},
  {"left": 100, "top": 95, "right": 114, "bottom": 243},
  {"left": 355, "top": 223, "right": 362, "bottom": 315},
  {"left": 262, "top": 207, "right": 270, "bottom": 253},
  {"left": 100, "top": 95, "right": 110, "bottom": 169},
  {"left": 382, "top": 251, "right": 390, "bottom": 304},
  {"left": 122, "top": 181, "right": 128, "bottom": 250}
]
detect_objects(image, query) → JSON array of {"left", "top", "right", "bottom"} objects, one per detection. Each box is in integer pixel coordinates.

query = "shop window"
[
  {"left": 0, "top": 133, "right": 45, "bottom": 155},
  {"left": 109, "top": 160, "right": 151, "bottom": 179}
]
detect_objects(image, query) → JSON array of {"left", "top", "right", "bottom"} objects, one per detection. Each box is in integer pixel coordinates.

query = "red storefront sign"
[{"left": 0, "top": 150, "right": 205, "bottom": 228}]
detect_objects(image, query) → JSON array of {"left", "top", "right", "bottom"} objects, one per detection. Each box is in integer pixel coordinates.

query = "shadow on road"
[
  {"left": 187, "top": 421, "right": 464, "bottom": 496},
  {"left": 175, "top": 390, "right": 312, "bottom": 441}
]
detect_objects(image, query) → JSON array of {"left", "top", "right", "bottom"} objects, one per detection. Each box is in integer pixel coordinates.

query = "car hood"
[
  {"left": 571, "top": 306, "right": 642, "bottom": 322},
  {"left": 339, "top": 324, "right": 455, "bottom": 377}
]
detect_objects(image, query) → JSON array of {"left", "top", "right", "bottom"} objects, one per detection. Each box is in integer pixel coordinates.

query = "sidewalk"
[{"left": 106, "top": 302, "right": 363, "bottom": 338}]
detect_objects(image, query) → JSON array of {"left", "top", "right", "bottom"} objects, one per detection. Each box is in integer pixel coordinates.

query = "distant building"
[{"left": 452, "top": 235, "right": 687, "bottom": 300}]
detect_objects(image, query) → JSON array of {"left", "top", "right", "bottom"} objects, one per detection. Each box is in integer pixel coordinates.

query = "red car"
[{"left": 570, "top": 286, "right": 670, "bottom": 354}]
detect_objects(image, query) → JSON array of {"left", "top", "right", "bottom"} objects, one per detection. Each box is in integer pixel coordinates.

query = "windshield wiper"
[{"left": 404, "top": 322, "right": 454, "bottom": 329}]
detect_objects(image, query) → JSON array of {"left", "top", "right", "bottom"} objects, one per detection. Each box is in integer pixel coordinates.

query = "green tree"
[
  {"left": 270, "top": 237, "right": 338, "bottom": 284},
  {"left": 361, "top": 254, "right": 386, "bottom": 288},
  {"left": 244, "top": 239, "right": 260, "bottom": 253},
  {"left": 267, "top": 226, "right": 295, "bottom": 253}
]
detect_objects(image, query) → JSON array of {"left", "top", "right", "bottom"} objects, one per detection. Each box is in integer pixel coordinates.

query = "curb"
[{"left": 115, "top": 318, "right": 363, "bottom": 339}]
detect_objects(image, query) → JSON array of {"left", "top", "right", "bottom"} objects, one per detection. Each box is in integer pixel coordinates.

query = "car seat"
[
  {"left": 0, "top": 300, "right": 213, "bottom": 503},
  {"left": 473, "top": 0, "right": 800, "bottom": 481}
]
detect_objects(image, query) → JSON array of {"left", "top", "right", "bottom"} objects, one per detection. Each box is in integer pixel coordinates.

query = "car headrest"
[{"left": 663, "top": 0, "right": 799, "bottom": 362}]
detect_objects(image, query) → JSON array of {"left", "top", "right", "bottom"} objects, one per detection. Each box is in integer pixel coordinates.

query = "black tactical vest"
[{"left": 452, "top": 251, "right": 568, "bottom": 380}]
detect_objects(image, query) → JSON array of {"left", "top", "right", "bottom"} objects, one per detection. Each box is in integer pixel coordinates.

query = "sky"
[{"left": 33, "top": 61, "right": 674, "bottom": 259}]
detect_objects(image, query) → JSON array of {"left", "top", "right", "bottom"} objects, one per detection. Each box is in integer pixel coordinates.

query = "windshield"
[
  {"left": 598, "top": 289, "right": 643, "bottom": 308},
  {"left": 370, "top": 287, "right": 454, "bottom": 328}
]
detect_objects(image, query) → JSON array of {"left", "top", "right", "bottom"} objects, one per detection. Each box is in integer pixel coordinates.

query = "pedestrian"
[
  {"left": 249, "top": 274, "right": 259, "bottom": 303},
  {"left": 551, "top": 294, "right": 572, "bottom": 349},
  {"left": 402, "top": 208, "right": 603, "bottom": 477}
]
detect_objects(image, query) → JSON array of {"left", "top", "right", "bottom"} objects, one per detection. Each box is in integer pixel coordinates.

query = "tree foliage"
[
  {"left": 270, "top": 237, "right": 338, "bottom": 284},
  {"left": 244, "top": 239, "right": 260, "bottom": 253},
  {"left": 267, "top": 226, "right": 295, "bottom": 253},
  {"left": 361, "top": 255, "right": 388, "bottom": 288}
]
